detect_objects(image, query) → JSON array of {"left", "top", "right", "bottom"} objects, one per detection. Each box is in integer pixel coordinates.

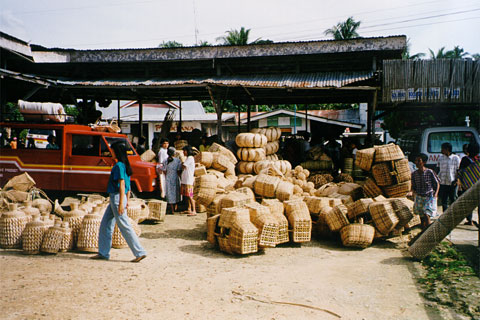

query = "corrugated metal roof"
[{"left": 59, "top": 71, "right": 374, "bottom": 89}]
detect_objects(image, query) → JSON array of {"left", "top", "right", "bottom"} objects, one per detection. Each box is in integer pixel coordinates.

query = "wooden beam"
[{"left": 207, "top": 86, "right": 223, "bottom": 142}]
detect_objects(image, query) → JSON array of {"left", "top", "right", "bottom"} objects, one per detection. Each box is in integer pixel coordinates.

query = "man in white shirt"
[{"left": 437, "top": 142, "right": 460, "bottom": 212}]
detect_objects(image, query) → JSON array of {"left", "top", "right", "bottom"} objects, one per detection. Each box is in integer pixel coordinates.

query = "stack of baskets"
[
  {"left": 251, "top": 127, "right": 282, "bottom": 161},
  {"left": 356, "top": 143, "right": 411, "bottom": 198},
  {"left": 216, "top": 207, "right": 258, "bottom": 255},
  {"left": 245, "top": 202, "right": 279, "bottom": 248},
  {"left": 236, "top": 132, "right": 268, "bottom": 174},
  {"left": 283, "top": 200, "right": 312, "bottom": 243}
]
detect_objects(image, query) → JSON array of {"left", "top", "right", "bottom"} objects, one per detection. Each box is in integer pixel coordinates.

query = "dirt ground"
[{"left": 0, "top": 212, "right": 471, "bottom": 320}]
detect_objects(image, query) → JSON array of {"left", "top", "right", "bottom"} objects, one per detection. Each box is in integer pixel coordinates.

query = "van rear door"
[{"left": 65, "top": 133, "right": 114, "bottom": 192}]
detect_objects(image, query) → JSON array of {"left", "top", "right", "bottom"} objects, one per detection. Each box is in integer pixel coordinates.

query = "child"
[
  {"left": 181, "top": 145, "right": 196, "bottom": 216},
  {"left": 411, "top": 153, "right": 440, "bottom": 230}
]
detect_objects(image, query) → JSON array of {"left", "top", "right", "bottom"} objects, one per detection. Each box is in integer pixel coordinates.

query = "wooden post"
[
  {"left": 139, "top": 99, "right": 143, "bottom": 139},
  {"left": 117, "top": 99, "right": 121, "bottom": 126},
  {"left": 237, "top": 104, "right": 241, "bottom": 133},
  {"left": 207, "top": 86, "right": 223, "bottom": 142},
  {"left": 247, "top": 104, "right": 251, "bottom": 132},
  {"left": 178, "top": 99, "right": 182, "bottom": 134},
  {"left": 366, "top": 90, "right": 377, "bottom": 147},
  {"left": 305, "top": 104, "right": 309, "bottom": 133}
]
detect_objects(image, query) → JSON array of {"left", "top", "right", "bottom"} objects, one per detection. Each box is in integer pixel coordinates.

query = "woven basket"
[
  {"left": 348, "top": 198, "right": 374, "bottom": 220},
  {"left": 245, "top": 203, "right": 279, "bottom": 248},
  {"left": 211, "top": 153, "right": 232, "bottom": 172},
  {"left": 362, "top": 178, "right": 383, "bottom": 198},
  {"left": 312, "top": 208, "right": 336, "bottom": 239},
  {"left": 77, "top": 213, "right": 101, "bottom": 252},
  {"left": 40, "top": 222, "right": 63, "bottom": 254},
  {"left": 194, "top": 152, "right": 214, "bottom": 168},
  {"left": 405, "top": 214, "right": 421, "bottom": 228},
  {"left": 22, "top": 215, "right": 45, "bottom": 254},
  {"left": 147, "top": 199, "right": 167, "bottom": 222},
  {"left": 382, "top": 181, "right": 411, "bottom": 198},
  {"left": 275, "top": 181, "right": 294, "bottom": 202},
  {"left": 112, "top": 218, "right": 141, "bottom": 249},
  {"left": 0, "top": 203, "right": 27, "bottom": 249},
  {"left": 325, "top": 204, "right": 350, "bottom": 232},
  {"left": 355, "top": 148, "right": 375, "bottom": 171},
  {"left": 196, "top": 203, "right": 207, "bottom": 213},
  {"left": 304, "top": 196, "right": 330, "bottom": 215},
  {"left": 140, "top": 150, "right": 156, "bottom": 162},
  {"left": 3, "top": 172, "right": 36, "bottom": 192},
  {"left": 235, "top": 187, "right": 256, "bottom": 202},
  {"left": 389, "top": 198, "right": 414, "bottom": 229},
  {"left": 194, "top": 165, "right": 207, "bottom": 177},
  {"left": 207, "top": 214, "right": 220, "bottom": 245},
  {"left": 64, "top": 203, "right": 86, "bottom": 247},
  {"left": 128, "top": 199, "right": 149, "bottom": 223},
  {"left": 208, "top": 143, "right": 238, "bottom": 164},
  {"left": 58, "top": 222, "right": 72, "bottom": 252},
  {"left": 315, "top": 183, "right": 339, "bottom": 197},
  {"left": 220, "top": 192, "right": 252, "bottom": 211},
  {"left": 206, "top": 194, "right": 226, "bottom": 218},
  {"left": 372, "top": 162, "right": 395, "bottom": 186},
  {"left": 374, "top": 143, "right": 404, "bottom": 163},
  {"left": 337, "top": 182, "right": 364, "bottom": 201},
  {"left": 195, "top": 175, "right": 218, "bottom": 206},
  {"left": 369, "top": 201, "right": 399, "bottom": 235},
  {"left": 340, "top": 223, "right": 375, "bottom": 248},
  {"left": 254, "top": 174, "right": 281, "bottom": 198},
  {"left": 343, "top": 158, "right": 353, "bottom": 175},
  {"left": 218, "top": 207, "right": 258, "bottom": 254},
  {"left": 283, "top": 200, "right": 312, "bottom": 242},
  {"left": 393, "top": 159, "right": 411, "bottom": 183}
]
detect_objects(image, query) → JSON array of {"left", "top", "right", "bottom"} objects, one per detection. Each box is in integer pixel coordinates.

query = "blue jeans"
[{"left": 98, "top": 193, "right": 147, "bottom": 259}]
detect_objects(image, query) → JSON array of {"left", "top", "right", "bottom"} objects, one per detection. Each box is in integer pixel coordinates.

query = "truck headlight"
[{"left": 152, "top": 179, "right": 156, "bottom": 187}]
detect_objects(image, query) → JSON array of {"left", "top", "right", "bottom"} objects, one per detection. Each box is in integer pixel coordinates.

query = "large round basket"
[
  {"left": 374, "top": 143, "right": 404, "bottom": 163},
  {"left": 77, "top": 213, "right": 101, "bottom": 252},
  {"left": 22, "top": 215, "right": 46, "bottom": 255},
  {"left": 0, "top": 203, "right": 27, "bottom": 249},
  {"left": 194, "top": 152, "right": 214, "bottom": 168},
  {"left": 40, "top": 223, "right": 64, "bottom": 254}
]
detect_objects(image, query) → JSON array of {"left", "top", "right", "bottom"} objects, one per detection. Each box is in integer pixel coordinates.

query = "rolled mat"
[{"left": 408, "top": 180, "right": 480, "bottom": 259}]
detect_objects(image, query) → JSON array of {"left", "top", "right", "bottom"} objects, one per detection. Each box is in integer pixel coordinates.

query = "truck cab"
[{"left": 0, "top": 122, "right": 157, "bottom": 194}]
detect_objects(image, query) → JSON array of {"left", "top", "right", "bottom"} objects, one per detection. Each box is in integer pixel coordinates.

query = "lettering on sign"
[
  {"left": 391, "top": 87, "right": 461, "bottom": 102},
  {"left": 428, "top": 154, "right": 440, "bottom": 163}
]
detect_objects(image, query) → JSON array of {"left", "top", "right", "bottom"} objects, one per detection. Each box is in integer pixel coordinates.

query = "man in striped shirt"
[{"left": 436, "top": 142, "right": 460, "bottom": 212}]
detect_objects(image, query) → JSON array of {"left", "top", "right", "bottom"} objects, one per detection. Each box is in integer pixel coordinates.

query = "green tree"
[
  {"left": 197, "top": 40, "right": 211, "bottom": 46},
  {"left": 2, "top": 102, "right": 23, "bottom": 121},
  {"left": 402, "top": 38, "right": 425, "bottom": 60},
  {"left": 472, "top": 53, "right": 480, "bottom": 60},
  {"left": 445, "top": 46, "right": 468, "bottom": 58},
  {"left": 158, "top": 40, "right": 183, "bottom": 48},
  {"left": 428, "top": 47, "right": 448, "bottom": 59},
  {"left": 216, "top": 27, "right": 261, "bottom": 45},
  {"left": 324, "top": 17, "right": 361, "bottom": 40}
]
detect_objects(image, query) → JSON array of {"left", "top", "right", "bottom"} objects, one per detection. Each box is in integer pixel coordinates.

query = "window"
[
  {"left": 72, "top": 135, "right": 100, "bottom": 156},
  {"left": 105, "top": 137, "right": 135, "bottom": 155},
  {"left": 427, "top": 131, "right": 476, "bottom": 153}
]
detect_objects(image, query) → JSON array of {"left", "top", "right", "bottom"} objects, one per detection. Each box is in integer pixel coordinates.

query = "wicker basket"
[
  {"left": 315, "top": 183, "right": 339, "bottom": 197},
  {"left": 260, "top": 199, "right": 289, "bottom": 243},
  {"left": 343, "top": 158, "right": 353, "bottom": 175},
  {"left": 235, "top": 187, "right": 256, "bottom": 202},
  {"left": 22, "top": 215, "right": 45, "bottom": 254},
  {"left": 355, "top": 148, "right": 375, "bottom": 171},
  {"left": 194, "top": 165, "right": 207, "bottom": 177},
  {"left": 337, "top": 182, "right": 364, "bottom": 201},
  {"left": 194, "top": 152, "right": 214, "bottom": 168},
  {"left": 147, "top": 199, "right": 167, "bottom": 222},
  {"left": 0, "top": 203, "right": 27, "bottom": 249},
  {"left": 3, "top": 172, "right": 36, "bottom": 192},
  {"left": 245, "top": 203, "right": 279, "bottom": 248},
  {"left": 405, "top": 214, "right": 421, "bottom": 228},
  {"left": 140, "top": 150, "right": 156, "bottom": 162},
  {"left": 77, "top": 213, "right": 101, "bottom": 252},
  {"left": 374, "top": 143, "right": 404, "bottom": 163},
  {"left": 127, "top": 199, "right": 147, "bottom": 222},
  {"left": 208, "top": 143, "right": 238, "bottom": 165},
  {"left": 312, "top": 208, "right": 336, "bottom": 239},
  {"left": 362, "top": 178, "right": 383, "bottom": 198},
  {"left": 218, "top": 207, "right": 258, "bottom": 254},
  {"left": 220, "top": 192, "right": 252, "bottom": 211},
  {"left": 195, "top": 175, "right": 218, "bottom": 206},
  {"left": 283, "top": 200, "right": 312, "bottom": 242},
  {"left": 274, "top": 181, "right": 293, "bottom": 202},
  {"left": 254, "top": 174, "right": 281, "bottom": 198},
  {"left": 348, "top": 198, "right": 374, "bottom": 220},
  {"left": 369, "top": 201, "right": 399, "bottom": 235},
  {"left": 304, "top": 196, "right": 330, "bottom": 215},
  {"left": 40, "top": 222, "right": 64, "bottom": 254},
  {"left": 382, "top": 181, "right": 411, "bottom": 198},
  {"left": 389, "top": 198, "right": 414, "bottom": 229},
  {"left": 207, "top": 214, "right": 220, "bottom": 245},
  {"left": 393, "top": 159, "right": 411, "bottom": 183},
  {"left": 340, "top": 223, "right": 375, "bottom": 248},
  {"left": 325, "top": 204, "right": 350, "bottom": 232},
  {"left": 64, "top": 203, "right": 86, "bottom": 248},
  {"left": 206, "top": 194, "right": 227, "bottom": 218},
  {"left": 58, "top": 221, "right": 72, "bottom": 252},
  {"left": 372, "top": 162, "right": 395, "bottom": 186}
]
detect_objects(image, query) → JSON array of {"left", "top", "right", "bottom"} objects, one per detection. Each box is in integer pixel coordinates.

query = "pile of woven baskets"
[
  {"left": 0, "top": 173, "right": 167, "bottom": 255},
  {"left": 355, "top": 143, "right": 411, "bottom": 199},
  {"left": 301, "top": 145, "right": 334, "bottom": 172}
]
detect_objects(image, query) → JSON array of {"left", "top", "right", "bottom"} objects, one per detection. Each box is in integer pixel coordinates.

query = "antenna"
[{"left": 192, "top": 0, "right": 199, "bottom": 45}]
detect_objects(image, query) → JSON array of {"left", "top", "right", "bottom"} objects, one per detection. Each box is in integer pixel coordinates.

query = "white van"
[{"left": 396, "top": 126, "right": 480, "bottom": 169}]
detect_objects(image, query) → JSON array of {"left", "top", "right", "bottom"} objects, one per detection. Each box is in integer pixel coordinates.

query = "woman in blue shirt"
[{"left": 91, "top": 142, "right": 147, "bottom": 262}]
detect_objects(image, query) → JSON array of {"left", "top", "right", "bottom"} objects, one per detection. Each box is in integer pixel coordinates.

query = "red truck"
[{"left": 0, "top": 122, "right": 157, "bottom": 195}]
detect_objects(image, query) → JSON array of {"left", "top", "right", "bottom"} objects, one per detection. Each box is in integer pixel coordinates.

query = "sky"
[{"left": 1, "top": 0, "right": 479, "bottom": 57}]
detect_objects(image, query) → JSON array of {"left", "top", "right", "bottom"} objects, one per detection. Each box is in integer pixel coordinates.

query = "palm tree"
[
  {"left": 324, "top": 17, "right": 361, "bottom": 40},
  {"left": 445, "top": 46, "right": 468, "bottom": 59},
  {"left": 428, "top": 47, "right": 448, "bottom": 59},
  {"left": 402, "top": 38, "right": 425, "bottom": 60},
  {"left": 158, "top": 40, "right": 183, "bottom": 48},
  {"left": 216, "top": 27, "right": 260, "bottom": 45}
]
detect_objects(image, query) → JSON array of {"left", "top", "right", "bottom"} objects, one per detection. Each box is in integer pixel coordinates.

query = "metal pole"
[
  {"left": 305, "top": 104, "right": 309, "bottom": 133},
  {"left": 294, "top": 104, "right": 297, "bottom": 135},
  {"left": 237, "top": 104, "right": 241, "bottom": 133},
  {"left": 139, "top": 99, "right": 143, "bottom": 139},
  {"left": 117, "top": 99, "right": 121, "bottom": 126},
  {"left": 247, "top": 104, "right": 251, "bottom": 132},
  {"left": 178, "top": 98, "right": 182, "bottom": 134}
]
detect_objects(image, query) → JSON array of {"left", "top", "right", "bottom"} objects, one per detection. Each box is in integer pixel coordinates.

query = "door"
[{"left": 65, "top": 133, "right": 114, "bottom": 192}]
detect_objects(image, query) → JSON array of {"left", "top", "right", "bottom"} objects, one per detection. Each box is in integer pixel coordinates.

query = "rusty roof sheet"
[{"left": 58, "top": 71, "right": 374, "bottom": 89}]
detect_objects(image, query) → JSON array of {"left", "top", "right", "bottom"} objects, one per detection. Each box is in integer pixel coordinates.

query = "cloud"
[{"left": 0, "top": 10, "right": 28, "bottom": 40}]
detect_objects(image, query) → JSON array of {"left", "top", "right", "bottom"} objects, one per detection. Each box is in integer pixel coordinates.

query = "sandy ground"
[{"left": 0, "top": 213, "right": 445, "bottom": 320}]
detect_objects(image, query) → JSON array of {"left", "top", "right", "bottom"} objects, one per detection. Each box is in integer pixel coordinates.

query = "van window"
[
  {"left": 72, "top": 135, "right": 100, "bottom": 156},
  {"left": 427, "top": 131, "right": 476, "bottom": 153},
  {"left": 105, "top": 137, "right": 135, "bottom": 155}
]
